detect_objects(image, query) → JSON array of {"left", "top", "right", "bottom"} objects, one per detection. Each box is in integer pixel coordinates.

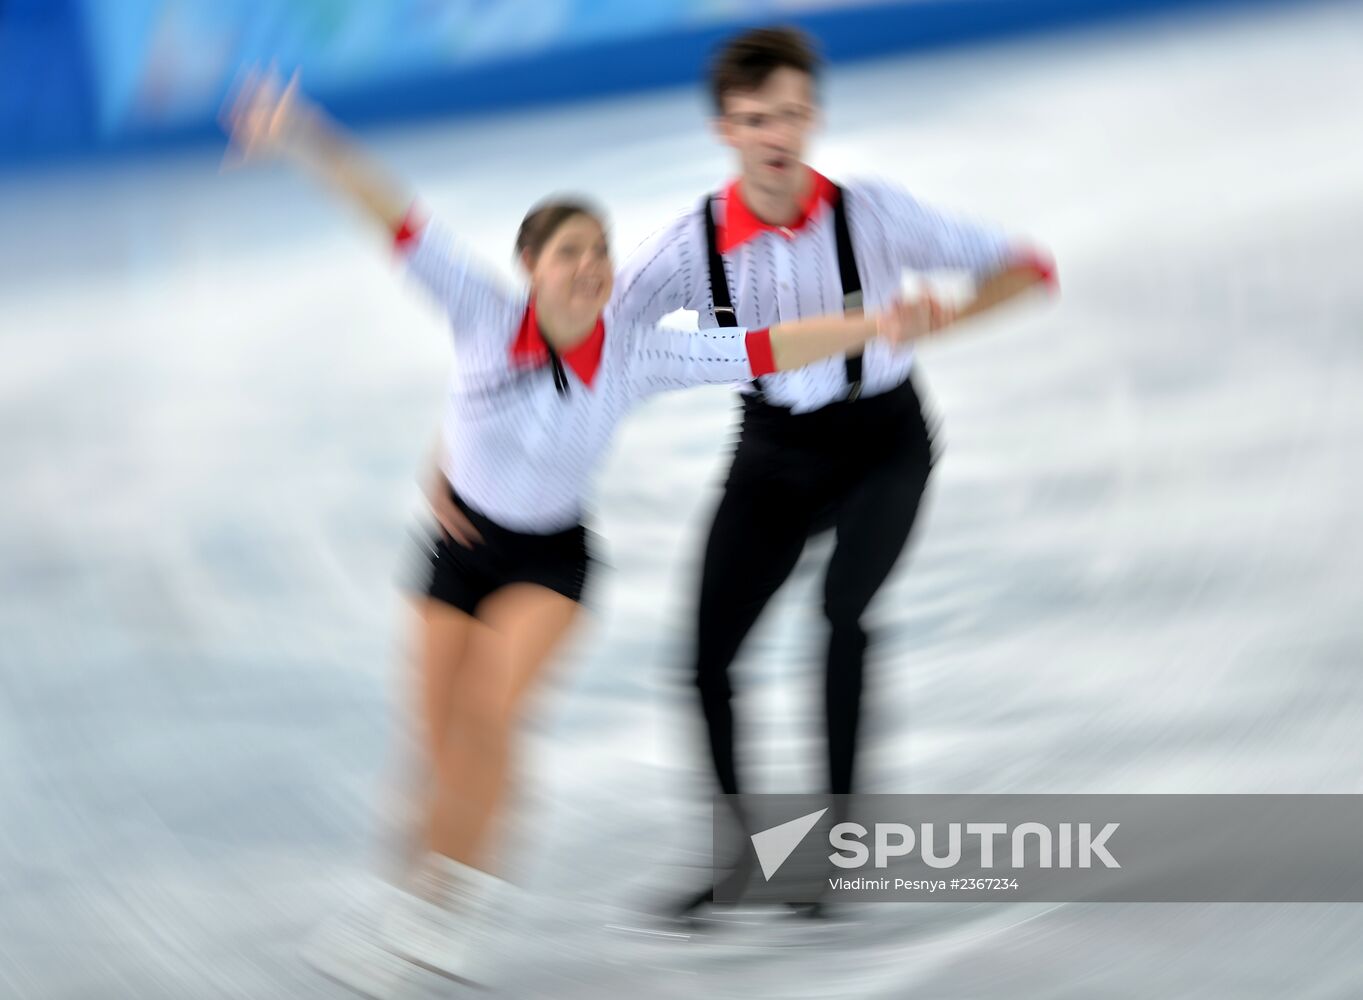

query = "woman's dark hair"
[
  {"left": 515, "top": 197, "right": 607, "bottom": 265},
  {"left": 709, "top": 26, "right": 822, "bottom": 114}
]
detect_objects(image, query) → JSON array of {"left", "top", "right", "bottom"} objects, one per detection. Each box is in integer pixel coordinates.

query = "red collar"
[
  {"left": 509, "top": 299, "right": 606, "bottom": 389},
  {"left": 717, "top": 168, "right": 838, "bottom": 254}
]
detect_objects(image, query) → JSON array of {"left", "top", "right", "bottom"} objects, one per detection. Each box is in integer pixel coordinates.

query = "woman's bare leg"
[{"left": 418, "top": 585, "right": 580, "bottom": 867}]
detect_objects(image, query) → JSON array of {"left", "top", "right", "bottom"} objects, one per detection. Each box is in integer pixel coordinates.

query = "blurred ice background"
[{"left": 1, "top": 0, "right": 1361, "bottom": 997}]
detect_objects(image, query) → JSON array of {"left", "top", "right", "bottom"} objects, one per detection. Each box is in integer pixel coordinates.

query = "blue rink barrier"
[{"left": 0, "top": 0, "right": 1295, "bottom": 170}]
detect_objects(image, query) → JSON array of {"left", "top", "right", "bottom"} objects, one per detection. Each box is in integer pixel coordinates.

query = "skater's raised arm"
[
  {"left": 951, "top": 249, "right": 1056, "bottom": 325},
  {"left": 221, "top": 69, "right": 410, "bottom": 240},
  {"left": 853, "top": 179, "right": 1056, "bottom": 327},
  {"left": 222, "top": 69, "right": 523, "bottom": 347},
  {"left": 953, "top": 211, "right": 1058, "bottom": 320}
]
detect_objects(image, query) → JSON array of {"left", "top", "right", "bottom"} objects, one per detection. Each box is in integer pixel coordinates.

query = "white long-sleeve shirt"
[
  {"left": 613, "top": 173, "right": 1024, "bottom": 413},
  {"left": 401, "top": 218, "right": 771, "bottom": 532}
]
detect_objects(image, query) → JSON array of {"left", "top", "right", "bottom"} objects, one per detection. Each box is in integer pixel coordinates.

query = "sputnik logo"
[{"left": 750, "top": 808, "right": 828, "bottom": 880}]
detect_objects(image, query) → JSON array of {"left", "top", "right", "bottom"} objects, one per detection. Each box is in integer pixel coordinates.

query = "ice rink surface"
[{"left": 2, "top": 1, "right": 1361, "bottom": 996}]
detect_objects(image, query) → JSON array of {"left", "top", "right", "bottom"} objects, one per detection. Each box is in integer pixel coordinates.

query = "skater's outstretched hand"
[
  {"left": 765, "top": 292, "right": 950, "bottom": 372},
  {"left": 875, "top": 292, "right": 956, "bottom": 346},
  {"left": 220, "top": 67, "right": 311, "bottom": 168},
  {"left": 219, "top": 66, "right": 412, "bottom": 239}
]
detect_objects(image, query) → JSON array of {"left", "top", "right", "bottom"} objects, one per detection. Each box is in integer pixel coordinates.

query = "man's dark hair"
[{"left": 709, "top": 26, "right": 822, "bottom": 114}]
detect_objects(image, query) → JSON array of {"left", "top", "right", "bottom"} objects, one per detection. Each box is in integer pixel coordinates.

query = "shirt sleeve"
[
  {"left": 851, "top": 179, "right": 1016, "bottom": 281},
  {"left": 395, "top": 210, "right": 523, "bottom": 347},
  {"left": 623, "top": 322, "right": 772, "bottom": 401},
  {"left": 611, "top": 210, "right": 701, "bottom": 325}
]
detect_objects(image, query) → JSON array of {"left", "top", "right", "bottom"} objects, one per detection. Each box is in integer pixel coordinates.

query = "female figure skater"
[{"left": 221, "top": 70, "right": 954, "bottom": 992}]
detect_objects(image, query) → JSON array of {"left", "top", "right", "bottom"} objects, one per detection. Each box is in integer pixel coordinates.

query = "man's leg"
[
  {"left": 821, "top": 439, "right": 933, "bottom": 796},
  {"left": 676, "top": 435, "right": 817, "bottom": 915},
  {"left": 695, "top": 450, "right": 814, "bottom": 796}
]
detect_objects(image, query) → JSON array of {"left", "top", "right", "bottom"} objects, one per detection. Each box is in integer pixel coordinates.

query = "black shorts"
[{"left": 412, "top": 483, "right": 592, "bottom": 616}]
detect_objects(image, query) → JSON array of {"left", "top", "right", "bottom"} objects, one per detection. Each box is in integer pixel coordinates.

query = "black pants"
[{"left": 694, "top": 376, "right": 935, "bottom": 797}]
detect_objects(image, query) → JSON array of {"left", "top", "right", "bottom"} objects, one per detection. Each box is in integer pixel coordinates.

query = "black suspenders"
[
  {"left": 703, "top": 194, "right": 738, "bottom": 329},
  {"left": 830, "top": 185, "right": 865, "bottom": 400},
  {"left": 703, "top": 184, "right": 864, "bottom": 401}
]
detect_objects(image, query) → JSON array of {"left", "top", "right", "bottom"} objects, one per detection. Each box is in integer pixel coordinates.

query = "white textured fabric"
[
  {"left": 402, "top": 219, "right": 760, "bottom": 533},
  {"left": 614, "top": 176, "right": 1016, "bottom": 413}
]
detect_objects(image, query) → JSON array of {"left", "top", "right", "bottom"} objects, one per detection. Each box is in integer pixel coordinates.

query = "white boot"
[{"left": 379, "top": 853, "right": 511, "bottom": 985}]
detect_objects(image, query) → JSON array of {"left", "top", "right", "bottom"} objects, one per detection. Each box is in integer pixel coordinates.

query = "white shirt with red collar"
[
  {"left": 397, "top": 216, "right": 775, "bottom": 533},
  {"left": 615, "top": 170, "right": 1053, "bottom": 414}
]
